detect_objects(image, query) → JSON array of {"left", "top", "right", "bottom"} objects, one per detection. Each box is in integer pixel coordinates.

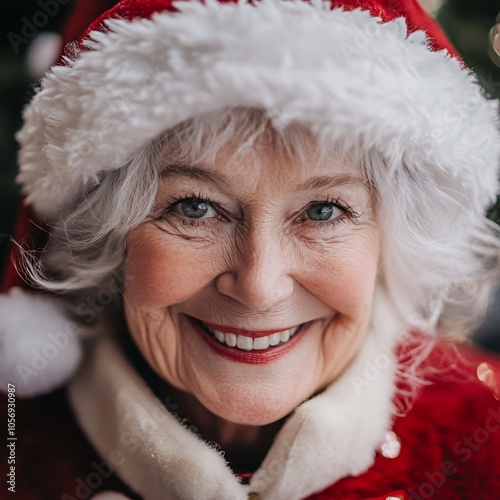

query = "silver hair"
[{"left": 22, "top": 106, "right": 500, "bottom": 340}]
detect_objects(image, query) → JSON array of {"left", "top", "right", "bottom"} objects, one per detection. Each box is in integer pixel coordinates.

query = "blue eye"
[
  {"left": 179, "top": 198, "right": 213, "bottom": 218},
  {"left": 307, "top": 202, "right": 342, "bottom": 221}
]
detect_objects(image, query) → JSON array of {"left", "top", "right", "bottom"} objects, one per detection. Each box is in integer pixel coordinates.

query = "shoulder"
[{"left": 310, "top": 341, "right": 500, "bottom": 500}]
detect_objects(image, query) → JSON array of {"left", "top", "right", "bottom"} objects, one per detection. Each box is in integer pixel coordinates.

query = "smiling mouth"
[{"left": 192, "top": 318, "right": 303, "bottom": 352}]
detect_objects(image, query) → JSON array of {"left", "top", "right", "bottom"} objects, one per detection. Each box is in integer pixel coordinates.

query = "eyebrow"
[
  {"left": 295, "top": 174, "right": 365, "bottom": 191},
  {"left": 161, "top": 165, "right": 230, "bottom": 189},
  {"left": 161, "top": 165, "right": 364, "bottom": 191}
]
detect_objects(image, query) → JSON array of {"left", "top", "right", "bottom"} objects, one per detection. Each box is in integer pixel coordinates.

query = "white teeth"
[
  {"left": 253, "top": 336, "right": 270, "bottom": 350},
  {"left": 207, "top": 324, "right": 302, "bottom": 351},
  {"left": 280, "top": 329, "right": 291, "bottom": 343},
  {"left": 237, "top": 335, "right": 253, "bottom": 351},
  {"left": 225, "top": 332, "right": 237, "bottom": 347},
  {"left": 269, "top": 333, "right": 281, "bottom": 346}
]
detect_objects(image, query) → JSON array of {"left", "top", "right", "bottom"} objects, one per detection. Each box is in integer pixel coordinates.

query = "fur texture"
[
  {"left": 0, "top": 287, "right": 82, "bottom": 396},
  {"left": 17, "top": 0, "right": 499, "bottom": 218}
]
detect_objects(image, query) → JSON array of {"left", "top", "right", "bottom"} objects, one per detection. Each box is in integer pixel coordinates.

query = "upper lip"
[{"left": 189, "top": 316, "right": 306, "bottom": 338}]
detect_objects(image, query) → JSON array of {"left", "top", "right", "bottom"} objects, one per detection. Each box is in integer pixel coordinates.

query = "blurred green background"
[{"left": 1, "top": 0, "right": 499, "bottom": 347}]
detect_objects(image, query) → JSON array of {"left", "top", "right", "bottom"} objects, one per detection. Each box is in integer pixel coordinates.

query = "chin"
[{"left": 196, "top": 385, "right": 303, "bottom": 426}]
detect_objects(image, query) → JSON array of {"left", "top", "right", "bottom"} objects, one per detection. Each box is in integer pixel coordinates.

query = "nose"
[{"left": 216, "top": 229, "right": 295, "bottom": 312}]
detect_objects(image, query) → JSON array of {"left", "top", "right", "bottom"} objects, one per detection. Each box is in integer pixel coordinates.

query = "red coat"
[{"left": 2, "top": 343, "right": 500, "bottom": 500}]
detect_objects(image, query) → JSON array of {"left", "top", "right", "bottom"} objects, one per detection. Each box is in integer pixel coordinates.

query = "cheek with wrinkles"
[
  {"left": 297, "top": 236, "right": 378, "bottom": 314},
  {"left": 125, "top": 305, "right": 188, "bottom": 389},
  {"left": 125, "top": 229, "right": 222, "bottom": 307}
]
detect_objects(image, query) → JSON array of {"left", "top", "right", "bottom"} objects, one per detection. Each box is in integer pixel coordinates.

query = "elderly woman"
[{"left": 1, "top": 0, "right": 500, "bottom": 499}]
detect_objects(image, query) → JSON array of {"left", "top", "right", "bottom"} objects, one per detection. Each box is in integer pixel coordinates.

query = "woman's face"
[{"left": 124, "top": 133, "right": 380, "bottom": 425}]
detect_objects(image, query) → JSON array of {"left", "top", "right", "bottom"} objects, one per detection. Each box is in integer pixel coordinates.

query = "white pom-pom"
[
  {"left": 26, "top": 32, "right": 62, "bottom": 80},
  {"left": 0, "top": 287, "right": 82, "bottom": 397}
]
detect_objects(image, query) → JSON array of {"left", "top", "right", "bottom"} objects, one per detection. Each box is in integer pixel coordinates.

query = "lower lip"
[{"left": 187, "top": 316, "right": 312, "bottom": 364}]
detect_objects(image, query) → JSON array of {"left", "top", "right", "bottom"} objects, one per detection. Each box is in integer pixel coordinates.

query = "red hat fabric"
[{"left": 82, "top": 0, "right": 460, "bottom": 58}]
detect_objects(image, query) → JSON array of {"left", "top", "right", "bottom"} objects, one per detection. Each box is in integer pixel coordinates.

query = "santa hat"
[{"left": 1, "top": 0, "right": 499, "bottom": 396}]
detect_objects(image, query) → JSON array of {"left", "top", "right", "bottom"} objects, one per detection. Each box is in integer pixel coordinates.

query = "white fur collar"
[{"left": 68, "top": 291, "right": 400, "bottom": 500}]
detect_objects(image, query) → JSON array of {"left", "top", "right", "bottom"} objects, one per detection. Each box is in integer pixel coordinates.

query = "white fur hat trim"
[{"left": 16, "top": 0, "right": 499, "bottom": 220}]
